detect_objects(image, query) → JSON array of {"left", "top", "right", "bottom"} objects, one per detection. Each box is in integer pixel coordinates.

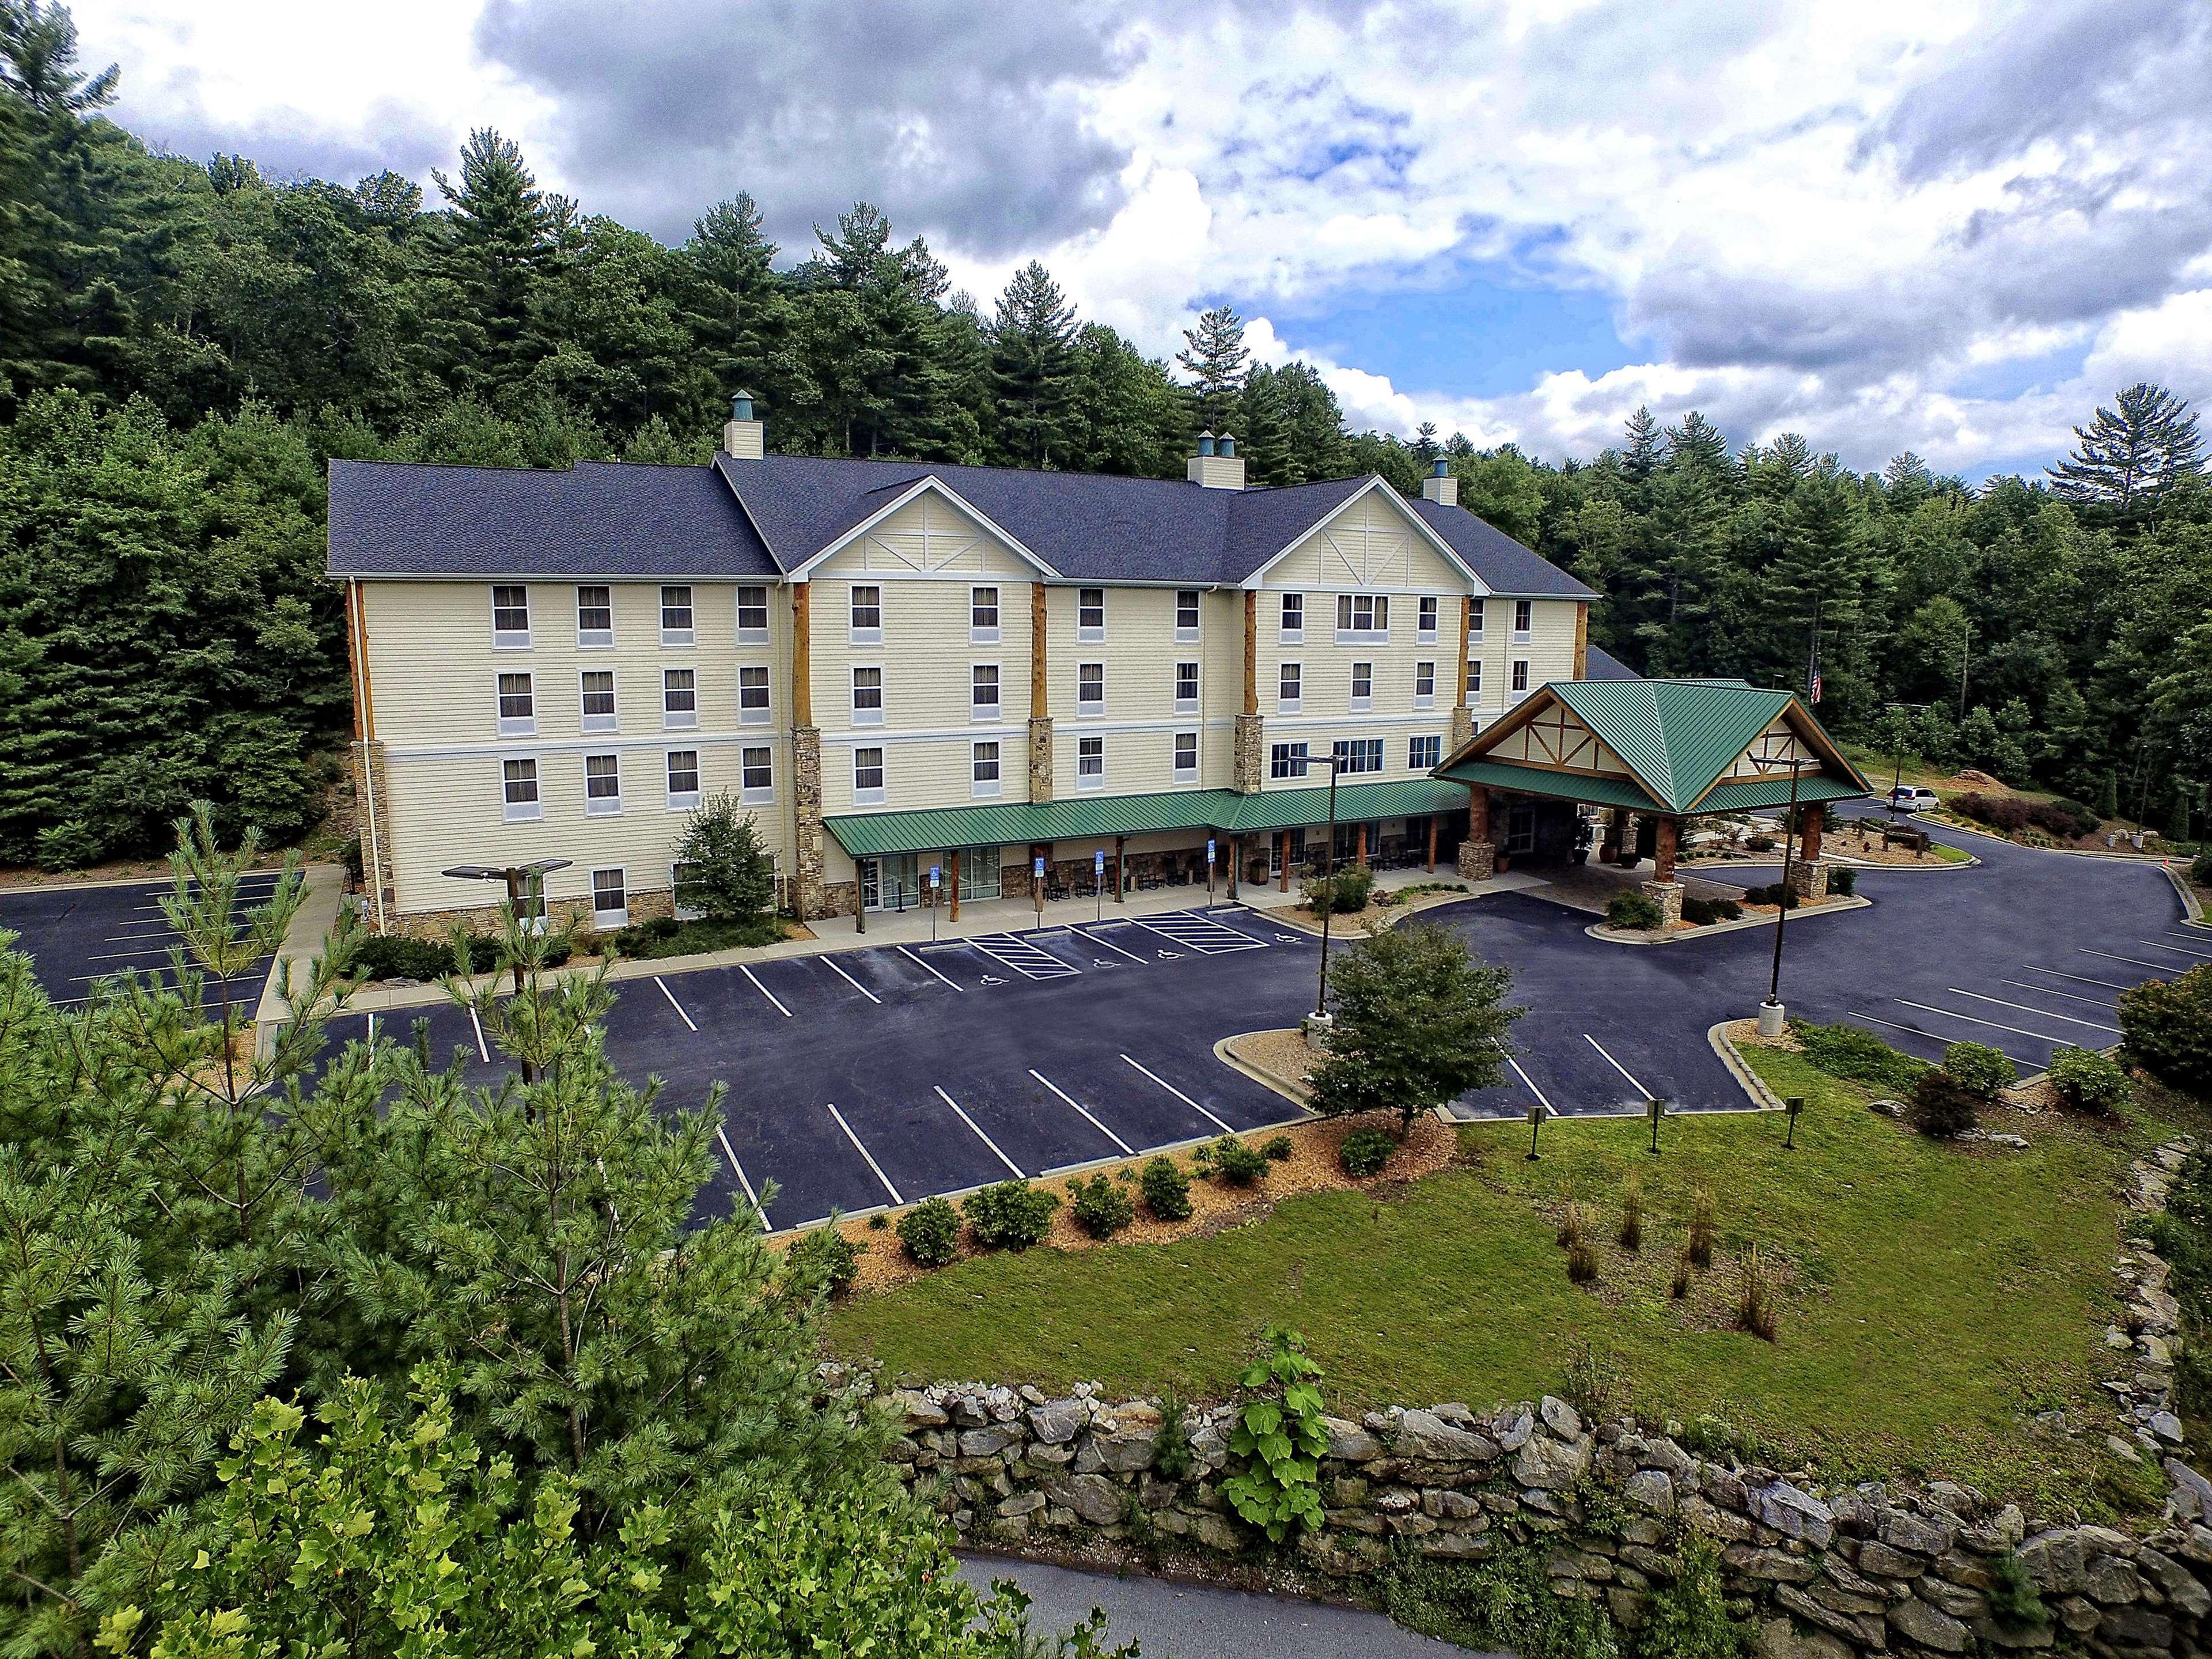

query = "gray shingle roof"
[
  {"left": 330, "top": 452, "right": 1593, "bottom": 599},
  {"left": 1584, "top": 643, "right": 1641, "bottom": 680}
]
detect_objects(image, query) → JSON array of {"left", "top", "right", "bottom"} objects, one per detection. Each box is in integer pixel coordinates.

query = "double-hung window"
[
  {"left": 497, "top": 672, "right": 535, "bottom": 736},
  {"left": 850, "top": 584, "right": 882, "bottom": 644},
  {"left": 1469, "top": 598, "right": 1487, "bottom": 643},
  {"left": 971, "top": 586, "right": 1000, "bottom": 643},
  {"left": 738, "top": 665, "right": 770, "bottom": 724},
  {"left": 1175, "top": 589, "right": 1200, "bottom": 640},
  {"left": 662, "top": 668, "right": 696, "bottom": 729},
  {"left": 1408, "top": 734, "right": 1442, "bottom": 770},
  {"left": 492, "top": 585, "right": 531, "bottom": 649},
  {"left": 1077, "top": 662, "right": 1104, "bottom": 715},
  {"left": 660, "top": 585, "right": 694, "bottom": 647},
  {"left": 971, "top": 664, "right": 1000, "bottom": 721},
  {"left": 1077, "top": 588, "right": 1105, "bottom": 641},
  {"left": 851, "top": 666, "right": 883, "bottom": 725},
  {"left": 1173, "top": 661, "right": 1199, "bottom": 713},
  {"left": 1414, "top": 661, "right": 1435, "bottom": 709},
  {"left": 741, "top": 747, "right": 773, "bottom": 805},
  {"left": 853, "top": 748, "right": 885, "bottom": 806},
  {"left": 1332, "top": 737, "right": 1384, "bottom": 775},
  {"left": 1350, "top": 661, "right": 1373, "bottom": 711},
  {"left": 1173, "top": 731, "right": 1198, "bottom": 779},
  {"left": 1277, "top": 661, "right": 1301, "bottom": 713},
  {"left": 502, "top": 757, "right": 541, "bottom": 822},
  {"left": 584, "top": 753, "right": 622, "bottom": 815},
  {"left": 735, "top": 585, "right": 768, "bottom": 643},
  {"left": 1418, "top": 595, "right": 1439, "bottom": 640},
  {"left": 1335, "top": 593, "right": 1387, "bottom": 641},
  {"left": 581, "top": 671, "right": 617, "bottom": 733},
  {"left": 1270, "top": 741, "right": 1309, "bottom": 779},
  {"left": 972, "top": 740, "right": 1001, "bottom": 797},
  {"left": 1279, "top": 592, "right": 1304, "bottom": 642},
  {"left": 1465, "top": 658, "right": 1483, "bottom": 702},
  {"left": 591, "top": 869, "right": 628, "bottom": 929},
  {"left": 1512, "top": 659, "right": 1531, "bottom": 697},
  {"left": 1077, "top": 736, "right": 1104, "bottom": 787},
  {"left": 575, "top": 585, "right": 612, "bottom": 648},
  {"left": 1512, "top": 599, "right": 1533, "bottom": 642},
  {"left": 666, "top": 749, "right": 701, "bottom": 809}
]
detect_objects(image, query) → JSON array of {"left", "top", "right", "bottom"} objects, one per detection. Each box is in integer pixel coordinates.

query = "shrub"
[
  {"left": 2119, "top": 964, "right": 2212, "bottom": 1097},
  {"left": 1339, "top": 1126, "right": 1396, "bottom": 1177},
  {"left": 963, "top": 1179, "right": 1059, "bottom": 1249},
  {"left": 2048, "top": 1046, "right": 2133, "bottom": 1115},
  {"left": 1618, "top": 1179, "right": 1643, "bottom": 1252},
  {"left": 1687, "top": 1188, "right": 1716, "bottom": 1268},
  {"left": 1302, "top": 865, "right": 1376, "bottom": 915},
  {"left": 1745, "top": 834, "right": 1776, "bottom": 853},
  {"left": 896, "top": 1196, "right": 960, "bottom": 1267},
  {"left": 1206, "top": 1136, "right": 1270, "bottom": 1186},
  {"left": 2032, "top": 797, "right": 2101, "bottom": 840},
  {"left": 1378, "top": 1538, "right": 1624, "bottom": 1659},
  {"left": 1912, "top": 1068, "right": 1983, "bottom": 1137},
  {"left": 1829, "top": 866, "right": 1857, "bottom": 896},
  {"left": 1150, "top": 1385, "right": 1194, "bottom": 1482},
  {"left": 1221, "top": 1327, "right": 1330, "bottom": 1543},
  {"left": 1261, "top": 1133, "right": 1294, "bottom": 1161},
  {"left": 1680, "top": 895, "right": 1743, "bottom": 926},
  {"left": 1736, "top": 1246, "right": 1777, "bottom": 1342},
  {"left": 1671, "top": 1251, "right": 1692, "bottom": 1299},
  {"left": 1987, "top": 1551, "right": 2050, "bottom": 1634},
  {"left": 354, "top": 933, "right": 472, "bottom": 982},
  {"left": 1957, "top": 791, "right": 2032, "bottom": 834},
  {"left": 1605, "top": 890, "right": 1665, "bottom": 930},
  {"left": 1566, "top": 1236, "right": 1599, "bottom": 1285},
  {"left": 2191, "top": 849, "right": 2212, "bottom": 888},
  {"left": 1791, "top": 1020, "right": 1929, "bottom": 1094},
  {"left": 1639, "top": 1534, "right": 1755, "bottom": 1659},
  {"left": 787, "top": 1224, "right": 861, "bottom": 1297},
  {"left": 1740, "top": 882, "right": 1799, "bottom": 909},
  {"left": 1138, "top": 1156, "right": 1192, "bottom": 1221},
  {"left": 1942, "top": 1040, "right": 2017, "bottom": 1100},
  {"left": 1066, "top": 1173, "right": 1134, "bottom": 1240}
]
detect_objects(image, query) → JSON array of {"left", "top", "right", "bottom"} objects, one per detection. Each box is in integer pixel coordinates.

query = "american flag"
[{"left": 1809, "top": 671, "right": 1823, "bottom": 704}]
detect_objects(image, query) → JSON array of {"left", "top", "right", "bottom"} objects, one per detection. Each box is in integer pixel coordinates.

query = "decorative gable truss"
[
  {"left": 794, "top": 477, "right": 1057, "bottom": 582},
  {"left": 1481, "top": 696, "right": 1633, "bottom": 778},
  {"left": 1247, "top": 476, "right": 1490, "bottom": 594},
  {"left": 1717, "top": 716, "right": 1821, "bottom": 782}
]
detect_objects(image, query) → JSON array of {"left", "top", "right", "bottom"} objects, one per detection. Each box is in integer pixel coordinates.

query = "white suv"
[{"left": 1888, "top": 786, "right": 1940, "bottom": 813}]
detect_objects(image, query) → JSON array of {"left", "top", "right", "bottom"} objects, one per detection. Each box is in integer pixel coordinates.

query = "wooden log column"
[
  {"left": 1652, "top": 816, "right": 1679, "bottom": 884},
  {"left": 1278, "top": 831, "right": 1290, "bottom": 891},
  {"left": 948, "top": 849, "right": 961, "bottom": 921},
  {"left": 1426, "top": 816, "right": 1439, "bottom": 872},
  {"left": 1028, "top": 583, "right": 1053, "bottom": 802},
  {"left": 1354, "top": 823, "right": 1368, "bottom": 869},
  {"left": 1228, "top": 835, "right": 1240, "bottom": 900},
  {"left": 1798, "top": 804, "right": 1824, "bottom": 862},
  {"left": 1113, "top": 835, "right": 1127, "bottom": 903}
]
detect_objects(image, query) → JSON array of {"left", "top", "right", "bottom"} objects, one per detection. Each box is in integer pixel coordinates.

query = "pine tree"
[
  {"left": 431, "top": 128, "right": 556, "bottom": 393},
  {"left": 987, "top": 260, "right": 1080, "bottom": 467},
  {"left": 671, "top": 790, "right": 777, "bottom": 927},
  {"left": 1620, "top": 405, "right": 1661, "bottom": 489},
  {"left": 1175, "top": 303, "right": 1249, "bottom": 437},
  {"left": 2048, "top": 382, "right": 2205, "bottom": 513}
]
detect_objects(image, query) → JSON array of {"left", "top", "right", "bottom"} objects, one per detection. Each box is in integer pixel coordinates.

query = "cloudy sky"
[{"left": 71, "top": 0, "right": 2212, "bottom": 479}]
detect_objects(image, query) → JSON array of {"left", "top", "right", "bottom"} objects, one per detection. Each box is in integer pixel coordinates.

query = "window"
[
  {"left": 971, "top": 586, "right": 1000, "bottom": 643},
  {"left": 1173, "top": 731, "right": 1198, "bottom": 778},
  {"left": 741, "top": 746, "right": 772, "bottom": 805},
  {"left": 1332, "top": 737, "right": 1384, "bottom": 775},
  {"left": 1277, "top": 661, "right": 1301, "bottom": 712},
  {"left": 971, "top": 664, "right": 1000, "bottom": 720},
  {"left": 1409, "top": 734, "right": 1442, "bottom": 770},
  {"left": 1512, "top": 658, "right": 1531, "bottom": 694},
  {"left": 1465, "top": 658, "right": 1483, "bottom": 700},
  {"left": 492, "top": 585, "right": 530, "bottom": 648},
  {"left": 738, "top": 664, "right": 770, "bottom": 724},
  {"left": 1414, "top": 661, "right": 1435, "bottom": 709},
  {"left": 672, "top": 859, "right": 704, "bottom": 921},
  {"left": 585, "top": 753, "right": 622, "bottom": 815},
  {"left": 666, "top": 749, "right": 700, "bottom": 808},
  {"left": 1077, "top": 735, "right": 1104, "bottom": 787},
  {"left": 1418, "top": 595, "right": 1439, "bottom": 639},
  {"left": 1335, "top": 593, "right": 1387, "bottom": 639},
  {"left": 591, "top": 869, "right": 628, "bottom": 929},
  {"left": 662, "top": 668, "right": 697, "bottom": 729},
  {"left": 1175, "top": 589, "right": 1200, "bottom": 639},
  {"left": 1513, "top": 599, "right": 1533, "bottom": 640},
  {"left": 581, "top": 671, "right": 617, "bottom": 733},
  {"left": 502, "top": 757, "right": 541, "bottom": 822},
  {"left": 1077, "top": 588, "right": 1104, "bottom": 640},
  {"left": 1350, "top": 661, "right": 1373, "bottom": 711},
  {"left": 496, "top": 671, "right": 535, "bottom": 736},
  {"left": 1077, "top": 662, "right": 1103, "bottom": 715},
  {"left": 1279, "top": 592, "right": 1304, "bottom": 641},
  {"left": 851, "top": 666, "right": 883, "bottom": 725},
  {"left": 735, "top": 584, "right": 768, "bottom": 642},
  {"left": 850, "top": 584, "right": 882, "bottom": 643},
  {"left": 576, "top": 585, "right": 612, "bottom": 647},
  {"left": 853, "top": 747, "right": 885, "bottom": 805},
  {"left": 1173, "top": 661, "right": 1199, "bottom": 712},
  {"left": 660, "top": 585, "right": 694, "bottom": 647},
  {"left": 972, "top": 740, "right": 1001, "bottom": 797},
  {"left": 1469, "top": 598, "right": 1486, "bottom": 642},
  {"left": 1270, "top": 741, "right": 1310, "bottom": 779}
]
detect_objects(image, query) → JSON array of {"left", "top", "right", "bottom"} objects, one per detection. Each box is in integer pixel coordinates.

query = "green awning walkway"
[{"left": 824, "top": 778, "right": 1471, "bottom": 859}]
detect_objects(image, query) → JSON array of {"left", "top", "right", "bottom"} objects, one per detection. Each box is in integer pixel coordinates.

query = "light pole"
[
  {"left": 1884, "top": 702, "right": 1922, "bottom": 815},
  {"left": 1757, "top": 757, "right": 1806, "bottom": 1038},
  {"left": 442, "top": 858, "right": 571, "bottom": 1082},
  {"left": 1313, "top": 754, "right": 1344, "bottom": 1021}
]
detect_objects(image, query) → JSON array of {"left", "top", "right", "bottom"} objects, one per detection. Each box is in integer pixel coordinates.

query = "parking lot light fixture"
[
  {"left": 440, "top": 857, "right": 571, "bottom": 1084},
  {"left": 1315, "top": 753, "right": 1344, "bottom": 1020},
  {"left": 1760, "top": 755, "right": 1807, "bottom": 1035}
]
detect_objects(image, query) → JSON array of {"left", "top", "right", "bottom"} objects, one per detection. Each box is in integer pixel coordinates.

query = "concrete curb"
[
  {"left": 1212, "top": 1033, "right": 1316, "bottom": 1109},
  {"left": 1259, "top": 884, "right": 1480, "bottom": 940},
  {"left": 1930, "top": 813, "right": 2180, "bottom": 863},
  {"left": 1707, "top": 1022, "right": 1786, "bottom": 1111},
  {"left": 2156, "top": 860, "right": 2210, "bottom": 927},
  {"left": 1583, "top": 892, "right": 1872, "bottom": 946}
]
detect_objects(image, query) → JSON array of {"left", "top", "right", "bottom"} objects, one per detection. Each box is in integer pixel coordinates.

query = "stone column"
[
  {"left": 1785, "top": 803, "right": 1831, "bottom": 899},
  {"left": 1028, "top": 718, "right": 1054, "bottom": 801},
  {"left": 791, "top": 726, "right": 827, "bottom": 919},
  {"left": 1449, "top": 704, "right": 1475, "bottom": 749},
  {"left": 1600, "top": 809, "right": 1623, "bottom": 865},
  {"left": 1028, "top": 582, "right": 1052, "bottom": 802},
  {"left": 1639, "top": 878, "right": 1684, "bottom": 925},
  {"left": 1615, "top": 811, "right": 1640, "bottom": 867},
  {"left": 1457, "top": 785, "right": 1495, "bottom": 881},
  {"left": 1232, "top": 713, "right": 1264, "bottom": 794}
]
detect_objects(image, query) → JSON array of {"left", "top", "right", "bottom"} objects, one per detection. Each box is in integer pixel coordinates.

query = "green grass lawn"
[{"left": 830, "top": 1051, "right": 2201, "bottom": 1516}]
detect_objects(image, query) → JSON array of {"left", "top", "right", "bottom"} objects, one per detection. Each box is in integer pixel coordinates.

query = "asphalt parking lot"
[{"left": 0, "top": 872, "right": 281, "bottom": 1009}]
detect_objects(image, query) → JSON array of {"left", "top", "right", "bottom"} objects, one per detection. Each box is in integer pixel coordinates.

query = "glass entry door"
[
  {"left": 958, "top": 846, "right": 1001, "bottom": 902},
  {"left": 861, "top": 853, "right": 923, "bottom": 911}
]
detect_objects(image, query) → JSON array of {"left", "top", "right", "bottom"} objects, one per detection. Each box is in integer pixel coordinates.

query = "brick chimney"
[
  {"left": 1186, "top": 430, "right": 1246, "bottom": 490},
  {"left": 722, "top": 392, "right": 765, "bottom": 460},
  {"left": 1420, "top": 457, "right": 1457, "bottom": 506}
]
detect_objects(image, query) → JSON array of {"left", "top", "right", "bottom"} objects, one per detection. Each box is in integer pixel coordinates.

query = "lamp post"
[
  {"left": 1313, "top": 753, "right": 1345, "bottom": 1022},
  {"left": 1757, "top": 757, "right": 1806, "bottom": 1039},
  {"left": 441, "top": 858, "right": 571, "bottom": 1083},
  {"left": 1883, "top": 702, "right": 1923, "bottom": 816}
]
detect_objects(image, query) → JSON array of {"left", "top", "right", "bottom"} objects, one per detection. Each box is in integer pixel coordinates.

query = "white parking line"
[
  {"left": 1850, "top": 1010, "right": 2037, "bottom": 1065},
  {"left": 1894, "top": 998, "right": 2067, "bottom": 1046},
  {"left": 968, "top": 935, "right": 1079, "bottom": 979},
  {"left": 2023, "top": 965, "right": 2134, "bottom": 991},
  {"left": 821, "top": 955, "right": 882, "bottom": 1004},
  {"left": 715, "top": 1126, "right": 759, "bottom": 1210},
  {"left": 1945, "top": 987, "right": 2118, "bottom": 1033},
  {"left": 2167, "top": 930, "right": 2212, "bottom": 944},
  {"left": 742, "top": 964, "right": 793, "bottom": 1017},
  {"left": 1119, "top": 1054, "right": 1238, "bottom": 1133},
  {"left": 827, "top": 1103, "right": 903, "bottom": 1205},
  {"left": 1508, "top": 1056, "right": 1554, "bottom": 1113},
  {"left": 2080, "top": 948, "right": 2175, "bottom": 973},
  {"left": 82, "top": 946, "right": 182, "bottom": 964},
  {"left": 2145, "top": 937, "right": 2212, "bottom": 960},
  {"left": 1584, "top": 1034, "right": 1654, "bottom": 1100},
  {"left": 468, "top": 1006, "right": 491, "bottom": 1062},
  {"left": 1999, "top": 978, "right": 2120, "bottom": 1010},
  {"left": 1029, "top": 1069, "right": 1136, "bottom": 1155},
  {"left": 899, "top": 945, "right": 965, "bottom": 991},
  {"left": 1071, "top": 925, "right": 1149, "bottom": 965},
  {"left": 935, "top": 1086, "right": 1025, "bottom": 1177},
  {"left": 654, "top": 976, "right": 698, "bottom": 1031},
  {"left": 1127, "top": 916, "right": 1264, "bottom": 954}
]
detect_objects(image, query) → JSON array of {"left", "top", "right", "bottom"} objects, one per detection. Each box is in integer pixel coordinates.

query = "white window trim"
[
  {"left": 590, "top": 869, "right": 629, "bottom": 930},
  {"left": 491, "top": 586, "right": 531, "bottom": 651},
  {"left": 576, "top": 586, "right": 613, "bottom": 650},
  {"left": 971, "top": 663, "right": 1002, "bottom": 724},
  {"left": 584, "top": 755, "right": 623, "bottom": 817},
  {"left": 1076, "top": 744, "right": 1105, "bottom": 790},
  {"left": 1172, "top": 732, "right": 1199, "bottom": 780},
  {"left": 1077, "top": 664, "right": 1104, "bottom": 717},
  {"left": 1413, "top": 661, "right": 1436, "bottom": 711},
  {"left": 660, "top": 588, "right": 696, "bottom": 650},
  {"left": 501, "top": 756, "right": 543, "bottom": 823},
  {"left": 853, "top": 749, "right": 886, "bottom": 807},
  {"left": 1175, "top": 590, "right": 1201, "bottom": 643},
  {"left": 971, "top": 587, "right": 1001, "bottom": 645},
  {"left": 971, "top": 741, "right": 1003, "bottom": 798},
  {"left": 851, "top": 668, "right": 885, "bottom": 727},
  {"left": 661, "top": 671, "right": 698, "bottom": 732},
  {"left": 1279, "top": 593, "right": 1305, "bottom": 644},
  {"left": 738, "top": 666, "right": 772, "bottom": 726},
  {"left": 850, "top": 584, "right": 884, "bottom": 646},
  {"left": 1418, "top": 597, "right": 1440, "bottom": 642},
  {"left": 1512, "top": 600, "right": 1535, "bottom": 644},
  {"left": 1410, "top": 736, "right": 1442, "bottom": 771},
  {"left": 672, "top": 862, "right": 703, "bottom": 922},
  {"left": 495, "top": 672, "right": 536, "bottom": 738},
  {"left": 1173, "top": 661, "right": 1200, "bottom": 715},
  {"left": 579, "top": 670, "right": 618, "bottom": 735},
  {"left": 1350, "top": 662, "right": 1374, "bottom": 714},
  {"left": 1076, "top": 589, "right": 1105, "bottom": 643},
  {"left": 734, "top": 587, "right": 770, "bottom": 646},
  {"left": 740, "top": 748, "right": 774, "bottom": 807}
]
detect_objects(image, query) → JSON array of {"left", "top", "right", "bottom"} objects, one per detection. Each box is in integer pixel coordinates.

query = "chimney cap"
[
  {"left": 730, "top": 392, "right": 756, "bottom": 421},
  {"left": 1217, "top": 432, "right": 1237, "bottom": 457},
  {"left": 1431, "top": 457, "right": 1449, "bottom": 477},
  {"left": 1196, "top": 431, "right": 1216, "bottom": 456}
]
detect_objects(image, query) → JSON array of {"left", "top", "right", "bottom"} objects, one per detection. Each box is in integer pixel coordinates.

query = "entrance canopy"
[
  {"left": 1432, "top": 678, "right": 1869, "bottom": 815},
  {"left": 824, "top": 778, "right": 1469, "bottom": 859}
]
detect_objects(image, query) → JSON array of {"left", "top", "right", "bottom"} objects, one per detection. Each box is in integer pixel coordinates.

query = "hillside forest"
[{"left": 3, "top": 2, "right": 2210, "bottom": 866}]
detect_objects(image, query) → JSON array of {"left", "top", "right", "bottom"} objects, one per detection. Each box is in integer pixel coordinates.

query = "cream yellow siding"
[{"left": 1485, "top": 702, "right": 1633, "bottom": 777}]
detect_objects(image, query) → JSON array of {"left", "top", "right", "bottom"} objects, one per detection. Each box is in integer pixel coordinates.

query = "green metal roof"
[
  {"left": 1434, "top": 760, "right": 1664, "bottom": 813},
  {"left": 823, "top": 779, "right": 1474, "bottom": 858},
  {"left": 1694, "top": 775, "right": 1866, "bottom": 813}
]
